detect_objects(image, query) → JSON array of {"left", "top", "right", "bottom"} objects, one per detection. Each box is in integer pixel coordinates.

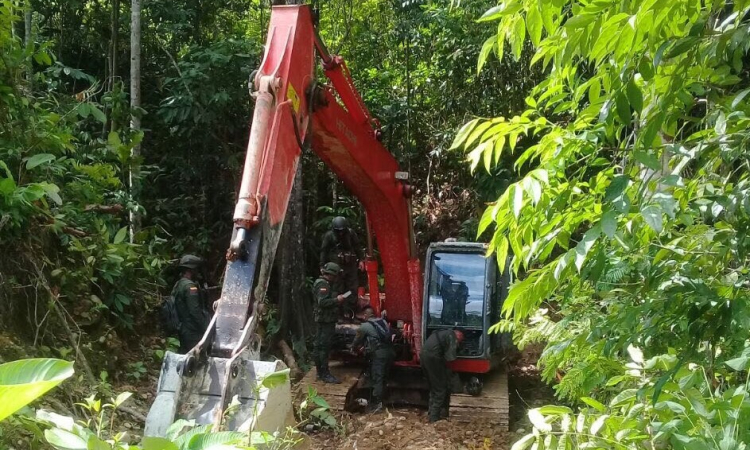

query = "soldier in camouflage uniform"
[
  {"left": 173, "top": 255, "right": 211, "bottom": 353},
  {"left": 420, "top": 328, "right": 464, "bottom": 422},
  {"left": 314, "top": 262, "right": 348, "bottom": 383},
  {"left": 351, "top": 306, "right": 395, "bottom": 413},
  {"left": 319, "top": 216, "right": 364, "bottom": 315}
]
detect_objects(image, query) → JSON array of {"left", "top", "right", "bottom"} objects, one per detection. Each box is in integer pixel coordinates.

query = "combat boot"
[
  {"left": 315, "top": 366, "right": 339, "bottom": 384},
  {"left": 321, "top": 370, "right": 341, "bottom": 384}
]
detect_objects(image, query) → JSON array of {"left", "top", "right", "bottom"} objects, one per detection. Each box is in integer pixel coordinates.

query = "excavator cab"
[
  {"left": 422, "top": 241, "right": 511, "bottom": 379},
  {"left": 418, "top": 241, "right": 512, "bottom": 426}
]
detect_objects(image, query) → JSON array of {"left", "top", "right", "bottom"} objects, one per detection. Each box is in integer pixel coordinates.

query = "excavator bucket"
[{"left": 144, "top": 350, "right": 294, "bottom": 437}]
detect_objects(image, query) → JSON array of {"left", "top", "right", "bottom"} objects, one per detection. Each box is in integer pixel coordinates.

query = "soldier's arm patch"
[
  {"left": 189, "top": 286, "right": 198, "bottom": 292},
  {"left": 318, "top": 287, "right": 328, "bottom": 294}
]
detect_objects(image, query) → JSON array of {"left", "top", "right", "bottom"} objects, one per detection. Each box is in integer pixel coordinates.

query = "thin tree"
[
  {"left": 129, "top": 0, "right": 141, "bottom": 242},
  {"left": 107, "top": 0, "right": 119, "bottom": 133},
  {"left": 24, "top": 0, "right": 33, "bottom": 86}
]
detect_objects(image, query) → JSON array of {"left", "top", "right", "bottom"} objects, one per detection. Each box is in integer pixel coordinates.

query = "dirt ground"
[
  {"left": 303, "top": 408, "right": 510, "bottom": 450},
  {"left": 301, "top": 344, "right": 554, "bottom": 450}
]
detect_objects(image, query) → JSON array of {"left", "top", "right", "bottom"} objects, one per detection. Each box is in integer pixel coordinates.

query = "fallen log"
[{"left": 277, "top": 339, "right": 301, "bottom": 381}]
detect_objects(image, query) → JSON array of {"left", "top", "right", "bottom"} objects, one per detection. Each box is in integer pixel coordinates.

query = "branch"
[
  {"left": 62, "top": 226, "right": 87, "bottom": 238},
  {"left": 28, "top": 257, "right": 97, "bottom": 385},
  {"left": 84, "top": 204, "right": 124, "bottom": 214},
  {"left": 0, "top": 214, "right": 9, "bottom": 234},
  {"left": 118, "top": 405, "right": 147, "bottom": 423},
  {"left": 156, "top": 39, "right": 194, "bottom": 99},
  {"left": 46, "top": 397, "right": 146, "bottom": 425}
]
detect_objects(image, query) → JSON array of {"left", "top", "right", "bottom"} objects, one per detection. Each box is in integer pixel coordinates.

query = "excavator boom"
[{"left": 145, "top": 5, "right": 423, "bottom": 436}]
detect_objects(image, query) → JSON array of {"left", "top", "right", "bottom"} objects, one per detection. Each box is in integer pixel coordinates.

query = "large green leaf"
[
  {"left": 604, "top": 175, "right": 629, "bottom": 202},
  {"left": 187, "top": 431, "right": 245, "bottom": 450},
  {"left": 0, "top": 359, "right": 74, "bottom": 422},
  {"left": 510, "top": 434, "right": 535, "bottom": 450},
  {"left": 141, "top": 437, "right": 179, "bottom": 450},
  {"left": 113, "top": 226, "right": 129, "bottom": 245},
  {"left": 25, "top": 153, "right": 56, "bottom": 170},
  {"left": 478, "top": 35, "right": 495, "bottom": 73},
  {"left": 726, "top": 356, "right": 750, "bottom": 372},
  {"left": 450, "top": 119, "right": 479, "bottom": 149},
  {"left": 641, "top": 204, "right": 663, "bottom": 233},
  {"left": 526, "top": 5, "right": 543, "bottom": 46},
  {"left": 574, "top": 226, "right": 600, "bottom": 271},
  {"left": 626, "top": 78, "right": 643, "bottom": 114},
  {"left": 44, "top": 429, "right": 87, "bottom": 450},
  {"left": 261, "top": 368, "right": 290, "bottom": 389}
]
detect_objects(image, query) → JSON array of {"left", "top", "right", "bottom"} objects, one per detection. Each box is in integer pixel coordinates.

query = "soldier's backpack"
[
  {"left": 159, "top": 295, "right": 181, "bottom": 335},
  {"left": 368, "top": 318, "right": 392, "bottom": 346}
]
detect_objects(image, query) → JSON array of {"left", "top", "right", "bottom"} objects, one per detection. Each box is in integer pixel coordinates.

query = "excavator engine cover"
[{"left": 144, "top": 351, "right": 294, "bottom": 437}]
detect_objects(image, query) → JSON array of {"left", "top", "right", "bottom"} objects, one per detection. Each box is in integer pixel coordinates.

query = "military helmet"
[
  {"left": 331, "top": 216, "right": 348, "bottom": 231},
  {"left": 321, "top": 262, "right": 342, "bottom": 276},
  {"left": 178, "top": 254, "right": 203, "bottom": 270}
]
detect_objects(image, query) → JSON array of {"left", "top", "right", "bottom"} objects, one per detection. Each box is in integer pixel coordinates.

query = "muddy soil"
[
  {"left": 303, "top": 408, "right": 509, "bottom": 450},
  {"left": 303, "top": 344, "right": 555, "bottom": 450}
]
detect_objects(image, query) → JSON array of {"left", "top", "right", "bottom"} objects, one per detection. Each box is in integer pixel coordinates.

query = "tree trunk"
[
  {"left": 24, "top": 2, "right": 32, "bottom": 86},
  {"left": 277, "top": 165, "right": 310, "bottom": 346},
  {"left": 129, "top": 0, "right": 141, "bottom": 243},
  {"left": 110, "top": 0, "right": 119, "bottom": 132},
  {"left": 111, "top": 0, "right": 119, "bottom": 90},
  {"left": 332, "top": 175, "right": 337, "bottom": 208}
]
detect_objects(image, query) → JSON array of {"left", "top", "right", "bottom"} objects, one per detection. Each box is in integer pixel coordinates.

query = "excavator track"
[
  {"left": 295, "top": 361, "right": 364, "bottom": 411},
  {"left": 449, "top": 370, "right": 509, "bottom": 428},
  {"left": 295, "top": 361, "right": 509, "bottom": 430}
]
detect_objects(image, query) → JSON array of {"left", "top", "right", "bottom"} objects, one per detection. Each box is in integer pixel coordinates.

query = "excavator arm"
[{"left": 145, "top": 5, "right": 423, "bottom": 437}]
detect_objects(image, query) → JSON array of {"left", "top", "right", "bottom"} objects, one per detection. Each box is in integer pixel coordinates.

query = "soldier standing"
[
  {"left": 314, "top": 262, "right": 348, "bottom": 383},
  {"left": 319, "top": 216, "right": 364, "bottom": 313},
  {"left": 419, "top": 329, "right": 464, "bottom": 422},
  {"left": 173, "top": 255, "right": 211, "bottom": 353},
  {"left": 351, "top": 306, "right": 395, "bottom": 413}
]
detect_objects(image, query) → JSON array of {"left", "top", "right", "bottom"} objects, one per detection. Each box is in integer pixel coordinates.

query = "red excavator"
[{"left": 145, "top": 4, "right": 510, "bottom": 437}]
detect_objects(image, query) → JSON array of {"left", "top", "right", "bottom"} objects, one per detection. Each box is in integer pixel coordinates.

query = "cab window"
[{"left": 426, "top": 252, "right": 486, "bottom": 329}]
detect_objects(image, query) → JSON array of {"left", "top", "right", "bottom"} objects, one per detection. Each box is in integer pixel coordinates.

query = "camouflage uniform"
[
  {"left": 314, "top": 263, "right": 343, "bottom": 383},
  {"left": 172, "top": 277, "right": 210, "bottom": 353},
  {"left": 420, "top": 329, "right": 459, "bottom": 422},
  {"left": 352, "top": 317, "right": 395, "bottom": 410},
  {"left": 319, "top": 228, "right": 363, "bottom": 303}
]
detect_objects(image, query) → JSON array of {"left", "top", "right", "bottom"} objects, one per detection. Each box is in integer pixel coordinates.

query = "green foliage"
[
  {"left": 515, "top": 349, "right": 750, "bottom": 449},
  {"left": 0, "top": 359, "right": 74, "bottom": 422},
  {"left": 457, "top": 0, "right": 750, "bottom": 406},
  {"left": 22, "top": 388, "right": 301, "bottom": 450},
  {"left": 297, "top": 386, "right": 340, "bottom": 432},
  {"left": 145, "top": 31, "right": 260, "bottom": 262},
  {"left": 1, "top": 1, "right": 167, "bottom": 334},
  {"left": 125, "top": 362, "right": 147, "bottom": 381},
  {"left": 35, "top": 394, "right": 282, "bottom": 450}
]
